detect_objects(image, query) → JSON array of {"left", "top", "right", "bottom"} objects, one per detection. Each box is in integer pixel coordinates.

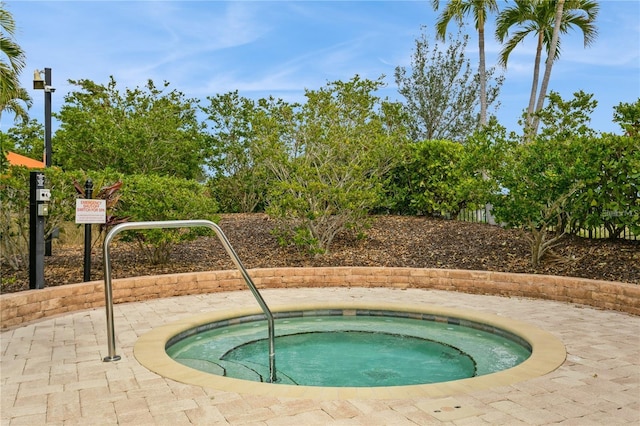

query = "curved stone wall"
[{"left": 1, "top": 267, "right": 638, "bottom": 329}]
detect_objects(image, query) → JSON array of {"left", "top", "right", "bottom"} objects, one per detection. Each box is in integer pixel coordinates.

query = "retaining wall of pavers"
[{"left": 1, "top": 267, "right": 639, "bottom": 329}]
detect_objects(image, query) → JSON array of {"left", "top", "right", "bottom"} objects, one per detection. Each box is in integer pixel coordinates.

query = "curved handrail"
[{"left": 101, "top": 220, "right": 277, "bottom": 383}]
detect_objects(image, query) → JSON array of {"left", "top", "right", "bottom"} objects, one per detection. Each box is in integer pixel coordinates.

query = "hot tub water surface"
[{"left": 165, "top": 310, "right": 532, "bottom": 387}]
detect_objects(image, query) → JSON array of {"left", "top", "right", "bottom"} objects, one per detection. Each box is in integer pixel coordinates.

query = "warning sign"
[{"left": 75, "top": 199, "right": 106, "bottom": 224}]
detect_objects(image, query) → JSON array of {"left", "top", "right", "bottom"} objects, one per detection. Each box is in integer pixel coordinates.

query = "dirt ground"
[{"left": 2, "top": 214, "right": 639, "bottom": 293}]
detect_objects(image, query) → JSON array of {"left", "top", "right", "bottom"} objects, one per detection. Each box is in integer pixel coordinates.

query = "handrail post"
[
  {"left": 101, "top": 220, "right": 276, "bottom": 382},
  {"left": 102, "top": 227, "right": 120, "bottom": 362}
]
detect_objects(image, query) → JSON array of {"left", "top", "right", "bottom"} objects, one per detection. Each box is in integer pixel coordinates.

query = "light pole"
[
  {"left": 32, "top": 68, "right": 54, "bottom": 166},
  {"left": 33, "top": 68, "right": 55, "bottom": 255}
]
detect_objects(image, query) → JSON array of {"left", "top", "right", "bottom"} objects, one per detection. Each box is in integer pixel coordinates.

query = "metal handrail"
[{"left": 101, "top": 220, "right": 277, "bottom": 383}]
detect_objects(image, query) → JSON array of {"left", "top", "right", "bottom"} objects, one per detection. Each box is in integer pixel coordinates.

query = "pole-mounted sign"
[
  {"left": 75, "top": 198, "right": 106, "bottom": 224},
  {"left": 75, "top": 179, "right": 105, "bottom": 282}
]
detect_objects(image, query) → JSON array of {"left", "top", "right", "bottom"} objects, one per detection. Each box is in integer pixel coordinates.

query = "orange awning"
[{"left": 6, "top": 151, "right": 45, "bottom": 169}]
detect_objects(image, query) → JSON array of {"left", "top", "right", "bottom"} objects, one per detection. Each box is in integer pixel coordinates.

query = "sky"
[{"left": 5, "top": 0, "right": 640, "bottom": 136}]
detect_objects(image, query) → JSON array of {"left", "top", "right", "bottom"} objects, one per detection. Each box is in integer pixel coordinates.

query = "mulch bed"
[{"left": 2, "top": 214, "right": 638, "bottom": 293}]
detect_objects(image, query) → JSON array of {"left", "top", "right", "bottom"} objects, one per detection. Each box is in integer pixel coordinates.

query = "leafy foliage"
[
  {"left": 430, "top": 0, "right": 500, "bottom": 126},
  {"left": 395, "top": 27, "right": 503, "bottom": 142},
  {"left": 491, "top": 92, "right": 639, "bottom": 266},
  {"left": 0, "top": 167, "right": 32, "bottom": 270},
  {"left": 264, "top": 76, "right": 406, "bottom": 253},
  {"left": 613, "top": 98, "right": 640, "bottom": 137},
  {"left": 0, "top": 4, "right": 31, "bottom": 124},
  {"left": 460, "top": 117, "right": 517, "bottom": 207},
  {"left": 569, "top": 134, "right": 640, "bottom": 239},
  {"left": 73, "top": 176, "right": 128, "bottom": 244},
  {"left": 381, "top": 118, "right": 516, "bottom": 218},
  {"left": 201, "top": 91, "right": 275, "bottom": 212},
  {"left": 383, "top": 139, "right": 469, "bottom": 216},
  {"left": 0, "top": 166, "right": 220, "bottom": 269},
  {"left": 0, "top": 166, "right": 80, "bottom": 270},
  {"left": 491, "top": 137, "right": 583, "bottom": 266},
  {"left": 534, "top": 90, "right": 598, "bottom": 141},
  {"left": 53, "top": 77, "right": 206, "bottom": 179},
  {"left": 495, "top": 0, "right": 599, "bottom": 137},
  {"left": 117, "top": 174, "right": 219, "bottom": 264},
  {"left": 0, "top": 119, "right": 45, "bottom": 158}
]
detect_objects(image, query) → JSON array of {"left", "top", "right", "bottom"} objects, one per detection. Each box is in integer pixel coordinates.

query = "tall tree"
[
  {"left": 613, "top": 98, "right": 640, "bottom": 138},
  {"left": 532, "top": 0, "right": 566, "bottom": 136},
  {"left": 496, "top": 0, "right": 598, "bottom": 138},
  {"left": 395, "top": 27, "right": 502, "bottom": 142},
  {"left": 0, "top": 3, "right": 31, "bottom": 123},
  {"left": 54, "top": 77, "right": 206, "bottom": 179},
  {"left": 431, "top": 0, "right": 499, "bottom": 126},
  {"left": 0, "top": 118, "right": 44, "bottom": 157},
  {"left": 201, "top": 91, "right": 277, "bottom": 213}
]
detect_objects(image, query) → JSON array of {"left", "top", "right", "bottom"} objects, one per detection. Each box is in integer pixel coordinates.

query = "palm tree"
[
  {"left": 495, "top": 0, "right": 599, "bottom": 138},
  {"left": 431, "top": 0, "right": 499, "bottom": 126},
  {"left": 533, "top": 0, "right": 565, "bottom": 135},
  {"left": 1, "top": 87, "right": 31, "bottom": 122},
  {"left": 0, "top": 3, "right": 30, "bottom": 123}
]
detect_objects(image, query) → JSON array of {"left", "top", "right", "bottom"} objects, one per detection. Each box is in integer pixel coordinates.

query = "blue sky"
[{"left": 5, "top": 0, "right": 640, "bottom": 135}]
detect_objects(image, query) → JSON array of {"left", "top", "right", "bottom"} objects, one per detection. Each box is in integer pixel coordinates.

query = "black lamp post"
[
  {"left": 33, "top": 68, "right": 55, "bottom": 255},
  {"left": 33, "top": 68, "right": 54, "bottom": 166}
]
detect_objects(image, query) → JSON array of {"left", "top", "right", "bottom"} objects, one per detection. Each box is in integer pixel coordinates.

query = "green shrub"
[
  {"left": 491, "top": 137, "right": 584, "bottom": 266},
  {"left": 264, "top": 76, "right": 403, "bottom": 253},
  {"left": 382, "top": 139, "right": 471, "bottom": 217},
  {"left": 117, "top": 174, "right": 219, "bottom": 264},
  {"left": 0, "top": 166, "right": 80, "bottom": 270},
  {"left": 569, "top": 134, "right": 640, "bottom": 238}
]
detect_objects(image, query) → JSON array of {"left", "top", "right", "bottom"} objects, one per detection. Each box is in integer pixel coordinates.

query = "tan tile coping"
[
  {"left": 134, "top": 301, "right": 566, "bottom": 400},
  {"left": 1, "top": 267, "right": 639, "bottom": 330}
]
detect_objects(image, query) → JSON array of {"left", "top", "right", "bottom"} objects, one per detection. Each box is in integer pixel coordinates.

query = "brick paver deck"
[{"left": 2, "top": 287, "right": 639, "bottom": 425}]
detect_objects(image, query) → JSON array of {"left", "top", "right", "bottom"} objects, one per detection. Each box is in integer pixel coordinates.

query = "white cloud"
[{"left": 8, "top": 0, "right": 638, "bottom": 136}]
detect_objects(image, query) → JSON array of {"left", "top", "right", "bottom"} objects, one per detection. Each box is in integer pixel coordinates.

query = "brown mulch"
[{"left": 2, "top": 214, "right": 639, "bottom": 293}]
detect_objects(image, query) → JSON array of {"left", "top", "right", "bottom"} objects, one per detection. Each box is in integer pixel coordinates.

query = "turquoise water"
[{"left": 166, "top": 313, "right": 531, "bottom": 387}]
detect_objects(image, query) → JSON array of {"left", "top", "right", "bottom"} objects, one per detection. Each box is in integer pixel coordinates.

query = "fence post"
[{"left": 83, "top": 179, "right": 93, "bottom": 282}]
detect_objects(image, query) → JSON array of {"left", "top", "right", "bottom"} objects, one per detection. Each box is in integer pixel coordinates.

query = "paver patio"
[{"left": 1, "top": 286, "right": 639, "bottom": 425}]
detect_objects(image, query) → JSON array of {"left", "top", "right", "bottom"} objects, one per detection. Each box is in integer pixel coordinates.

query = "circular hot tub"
[{"left": 135, "top": 302, "right": 565, "bottom": 399}]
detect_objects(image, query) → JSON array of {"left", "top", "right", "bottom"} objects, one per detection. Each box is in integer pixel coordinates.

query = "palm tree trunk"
[
  {"left": 531, "top": 0, "right": 566, "bottom": 136},
  {"left": 478, "top": 24, "right": 487, "bottom": 126},
  {"left": 526, "top": 32, "right": 544, "bottom": 138}
]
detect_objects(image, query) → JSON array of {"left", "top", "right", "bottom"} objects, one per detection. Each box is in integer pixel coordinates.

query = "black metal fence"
[
  {"left": 579, "top": 226, "right": 638, "bottom": 240},
  {"left": 456, "top": 208, "right": 639, "bottom": 241}
]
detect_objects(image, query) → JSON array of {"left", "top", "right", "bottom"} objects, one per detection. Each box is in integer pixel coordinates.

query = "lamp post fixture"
[
  {"left": 33, "top": 68, "right": 54, "bottom": 167},
  {"left": 33, "top": 68, "right": 55, "bottom": 256}
]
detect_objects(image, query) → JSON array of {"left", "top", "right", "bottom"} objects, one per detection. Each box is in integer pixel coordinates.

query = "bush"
[
  {"left": 488, "top": 92, "right": 640, "bottom": 266},
  {"left": 491, "top": 137, "right": 584, "bottom": 266},
  {"left": 201, "top": 91, "right": 272, "bottom": 213},
  {"left": 382, "top": 139, "right": 473, "bottom": 217},
  {"left": 117, "top": 174, "right": 219, "bottom": 264},
  {"left": 569, "top": 134, "right": 640, "bottom": 238},
  {"left": 263, "top": 77, "right": 403, "bottom": 253},
  {"left": 0, "top": 166, "right": 80, "bottom": 271}
]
